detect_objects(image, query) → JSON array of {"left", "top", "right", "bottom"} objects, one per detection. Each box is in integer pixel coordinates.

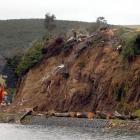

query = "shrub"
[
  {"left": 121, "top": 33, "right": 140, "bottom": 61},
  {"left": 134, "top": 109, "right": 140, "bottom": 119},
  {"left": 135, "top": 34, "right": 140, "bottom": 54},
  {"left": 6, "top": 54, "right": 22, "bottom": 72},
  {"left": 16, "top": 40, "right": 44, "bottom": 76},
  {"left": 122, "top": 43, "right": 135, "bottom": 60}
]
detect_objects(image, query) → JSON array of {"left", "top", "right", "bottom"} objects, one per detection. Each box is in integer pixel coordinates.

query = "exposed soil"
[{"left": 6, "top": 29, "right": 140, "bottom": 116}]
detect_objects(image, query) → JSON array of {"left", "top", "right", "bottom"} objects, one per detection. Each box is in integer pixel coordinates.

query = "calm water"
[{"left": 0, "top": 123, "right": 140, "bottom": 140}]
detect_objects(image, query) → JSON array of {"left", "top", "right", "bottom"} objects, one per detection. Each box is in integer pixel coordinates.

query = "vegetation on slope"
[
  {"left": 117, "top": 28, "right": 140, "bottom": 60},
  {"left": 4, "top": 40, "right": 45, "bottom": 89},
  {"left": 15, "top": 40, "right": 44, "bottom": 76},
  {"left": 8, "top": 20, "right": 140, "bottom": 78}
]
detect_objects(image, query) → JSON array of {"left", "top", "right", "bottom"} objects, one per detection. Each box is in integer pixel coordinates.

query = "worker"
[
  {"left": 7, "top": 89, "right": 13, "bottom": 104},
  {"left": 4, "top": 91, "right": 8, "bottom": 105},
  {"left": 0, "top": 84, "right": 4, "bottom": 104}
]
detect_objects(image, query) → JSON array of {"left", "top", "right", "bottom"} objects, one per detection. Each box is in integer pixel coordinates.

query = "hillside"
[
  {"left": 8, "top": 28, "right": 140, "bottom": 116},
  {"left": 123, "top": 25, "right": 140, "bottom": 29},
  {"left": 0, "top": 19, "right": 92, "bottom": 58},
  {"left": 124, "top": 25, "right": 140, "bottom": 29},
  {"left": 0, "top": 18, "right": 139, "bottom": 59}
]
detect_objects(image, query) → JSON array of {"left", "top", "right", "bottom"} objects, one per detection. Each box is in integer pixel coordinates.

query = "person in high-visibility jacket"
[{"left": 0, "top": 84, "right": 4, "bottom": 104}]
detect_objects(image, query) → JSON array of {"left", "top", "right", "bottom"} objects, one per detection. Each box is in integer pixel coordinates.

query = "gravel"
[{"left": 30, "top": 116, "right": 110, "bottom": 128}]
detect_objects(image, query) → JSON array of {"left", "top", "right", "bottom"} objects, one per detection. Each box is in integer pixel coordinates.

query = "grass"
[
  {"left": 0, "top": 113, "right": 16, "bottom": 123},
  {"left": 0, "top": 19, "right": 92, "bottom": 58},
  {"left": 134, "top": 109, "right": 140, "bottom": 119},
  {"left": 118, "top": 28, "right": 140, "bottom": 61},
  {"left": 111, "top": 119, "right": 123, "bottom": 126},
  {"left": 16, "top": 40, "right": 44, "bottom": 76}
]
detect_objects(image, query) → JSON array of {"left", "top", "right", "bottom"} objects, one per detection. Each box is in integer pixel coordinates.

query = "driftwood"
[
  {"left": 96, "top": 111, "right": 108, "bottom": 119},
  {"left": 76, "top": 112, "right": 94, "bottom": 119},
  {"left": 19, "top": 109, "right": 33, "bottom": 122},
  {"left": 76, "top": 112, "right": 87, "bottom": 118},
  {"left": 113, "top": 111, "right": 138, "bottom": 120},
  {"left": 53, "top": 112, "right": 94, "bottom": 119},
  {"left": 95, "top": 111, "right": 137, "bottom": 120},
  {"left": 15, "top": 109, "right": 138, "bottom": 123},
  {"left": 16, "top": 106, "right": 38, "bottom": 124},
  {"left": 53, "top": 112, "right": 70, "bottom": 117},
  {"left": 113, "top": 111, "right": 126, "bottom": 120}
]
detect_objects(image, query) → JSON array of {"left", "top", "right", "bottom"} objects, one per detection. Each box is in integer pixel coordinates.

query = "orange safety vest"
[{"left": 0, "top": 85, "right": 4, "bottom": 103}]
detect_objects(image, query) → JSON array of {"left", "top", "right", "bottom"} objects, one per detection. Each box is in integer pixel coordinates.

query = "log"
[
  {"left": 69, "top": 112, "right": 77, "bottom": 118},
  {"left": 53, "top": 112, "right": 70, "bottom": 117},
  {"left": 96, "top": 111, "right": 107, "bottom": 119},
  {"left": 76, "top": 112, "right": 87, "bottom": 118},
  {"left": 129, "top": 114, "right": 138, "bottom": 120},
  {"left": 19, "top": 109, "right": 33, "bottom": 122},
  {"left": 17, "top": 106, "right": 38, "bottom": 123},
  {"left": 87, "top": 112, "right": 94, "bottom": 119},
  {"left": 113, "top": 111, "right": 130, "bottom": 120}
]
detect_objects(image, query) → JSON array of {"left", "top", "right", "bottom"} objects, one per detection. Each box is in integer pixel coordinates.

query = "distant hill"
[
  {"left": 0, "top": 19, "right": 92, "bottom": 58},
  {"left": 123, "top": 25, "right": 140, "bottom": 29}
]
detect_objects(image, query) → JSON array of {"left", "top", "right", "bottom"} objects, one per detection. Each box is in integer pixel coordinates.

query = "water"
[{"left": 0, "top": 123, "right": 140, "bottom": 140}]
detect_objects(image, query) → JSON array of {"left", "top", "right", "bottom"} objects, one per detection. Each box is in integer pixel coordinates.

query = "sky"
[{"left": 0, "top": 0, "right": 140, "bottom": 25}]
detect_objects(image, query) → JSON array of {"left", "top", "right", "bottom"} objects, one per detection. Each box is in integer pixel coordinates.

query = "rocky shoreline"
[{"left": 0, "top": 112, "right": 140, "bottom": 133}]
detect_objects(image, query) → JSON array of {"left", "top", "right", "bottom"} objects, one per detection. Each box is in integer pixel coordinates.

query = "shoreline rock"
[{"left": 0, "top": 112, "right": 140, "bottom": 132}]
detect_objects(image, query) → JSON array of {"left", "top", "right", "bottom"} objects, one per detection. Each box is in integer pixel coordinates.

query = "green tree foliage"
[
  {"left": 6, "top": 54, "right": 22, "bottom": 72},
  {"left": 3, "top": 55, "right": 22, "bottom": 88},
  {"left": 44, "top": 13, "right": 56, "bottom": 32},
  {"left": 16, "top": 40, "right": 44, "bottom": 76},
  {"left": 122, "top": 33, "right": 140, "bottom": 61},
  {"left": 88, "top": 17, "right": 108, "bottom": 33},
  {"left": 96, "top": 17, "right": 108, "bottom": 29}
]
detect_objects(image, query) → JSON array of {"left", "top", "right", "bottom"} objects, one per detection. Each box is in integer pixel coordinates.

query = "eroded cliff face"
[{"left": 10, "top": 30, "right": 140, "bottom": 114}]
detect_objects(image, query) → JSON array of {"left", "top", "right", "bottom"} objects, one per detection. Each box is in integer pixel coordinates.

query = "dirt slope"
[{"left": 9, "top": 30, "right": 140, "bottom": 114}]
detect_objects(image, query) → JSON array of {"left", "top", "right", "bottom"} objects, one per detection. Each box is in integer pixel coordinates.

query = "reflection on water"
[{"left": 0, "top": 123, "right": 140, "bottom": 140}]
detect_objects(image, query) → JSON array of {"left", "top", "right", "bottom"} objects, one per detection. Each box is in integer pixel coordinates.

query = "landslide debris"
[{"left": 7, "top": 28, "right": 140, "bottom": 116}]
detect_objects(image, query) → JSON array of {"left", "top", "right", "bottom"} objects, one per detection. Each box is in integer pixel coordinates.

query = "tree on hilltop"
[
  {"left": 87, "top": 16, "right": 108, "bottom": 33},
  {"left": 96, "top": 16, "right": 108, "bottom": 29},
  {"left": 44, "top": 13, "right": 56, "bottom": 32}
]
